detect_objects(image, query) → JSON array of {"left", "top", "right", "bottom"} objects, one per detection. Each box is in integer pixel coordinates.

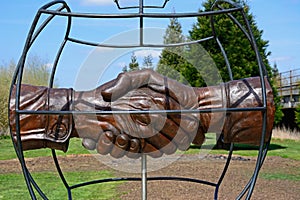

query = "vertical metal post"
[
  {"left": 290, "top": 70, "right": 294, "bottom": 106},
  {"left": 139, "top": 0, "right": 144, "bottom": 46},
  {"left": 141, "top": 154, "right": 147, "bottom": 200}
]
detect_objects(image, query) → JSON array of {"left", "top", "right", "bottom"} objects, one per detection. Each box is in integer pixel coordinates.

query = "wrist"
[{"left": 9, "top": 85, "right": 74, "bottom": 152}]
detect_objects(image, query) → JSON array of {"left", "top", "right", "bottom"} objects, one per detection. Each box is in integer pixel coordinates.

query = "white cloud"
[{"left": 134, "top": 49, "right": 161, "bottom": 59}]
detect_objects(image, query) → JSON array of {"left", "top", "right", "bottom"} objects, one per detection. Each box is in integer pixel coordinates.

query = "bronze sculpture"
[{"left": 10, "top": 69, "right": 275, "bottom": 158}]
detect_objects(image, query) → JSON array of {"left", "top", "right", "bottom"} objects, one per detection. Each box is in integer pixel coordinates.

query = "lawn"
[
  {"left": 184, "top": 134, "right": 300, "bottom": 160},
  {"left": 0, "top": 135, "right": 299, "bottom": 199},
  {"left": 0, "top": 137, "right": 89, "bottom": 160},
  {"left": 1, "top": 135, "right": 300, "bottom": 161},
  {"left": 0, "top": 170, "right": 122, "bottom": 200}
]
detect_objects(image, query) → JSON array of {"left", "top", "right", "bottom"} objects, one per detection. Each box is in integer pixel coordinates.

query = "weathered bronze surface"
[{"left": 10, "top": 69, "right": 275, "bottom": 158}]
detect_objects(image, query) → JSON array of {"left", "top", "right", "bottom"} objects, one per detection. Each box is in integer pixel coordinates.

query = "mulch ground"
[{"left": 1, "top": 154, "right": 299, "bottom": 199}]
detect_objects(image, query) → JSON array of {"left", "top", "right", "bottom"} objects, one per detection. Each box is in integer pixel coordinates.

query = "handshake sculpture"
[{"left": 10, "top": 69, "right": 275, "bottom": 158}]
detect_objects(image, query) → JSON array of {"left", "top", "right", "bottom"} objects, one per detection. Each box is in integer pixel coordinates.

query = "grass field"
[
  {"left": 0, "top": 137, "right": 89, "bottom": 160},
  {"left": 0, "top": 135, "right": 299, "bottom": 199},
  {"left": 0, "top": 170, "right": 122, "bottom": 200},
  {"left": 185, "top": 133, "right": 300, "bottom": 160},
  {"left": 1, "top": 136, "right": 300, "bottom": 161}
]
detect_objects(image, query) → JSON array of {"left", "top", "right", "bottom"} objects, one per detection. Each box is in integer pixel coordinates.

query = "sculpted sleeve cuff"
[
  {"left": 10, "top": 84, "right": 74, "bottom": 152},
  {"left": 194, "top": 77, "right": 275, "bottom": 145}
]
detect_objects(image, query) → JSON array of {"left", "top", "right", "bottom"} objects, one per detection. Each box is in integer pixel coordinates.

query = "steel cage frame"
[{"left": 8, "top": 0, "right": 271, "bottom": 199}]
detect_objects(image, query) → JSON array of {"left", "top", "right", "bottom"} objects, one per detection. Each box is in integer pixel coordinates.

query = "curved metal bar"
[
  {"left": 49, "top": 2, "right": 72, "bottom": 87},
  {"left": 245, "top": 114, "right": 269, "bottom": 199},
  {"left": 215, "top": 36, "right": 233, "bottom": 81},
  {"left": 236, "top": 143, "right": 269, "bottom": 199},
  {"left": 69, "top": 176, "right": 218, "bottom": 190},
  {"left": 51, "top": 149, "right": 72, "bottom": 200},
  {"left": 10, "top": 8, "right": 45, "bottom": 199},
  {"left": 39, "top": 7, "right": 242, "bottom": 19},
  {"left": 9, "top": 2, "right": 72, "bottom": 199},
  {"left": 67, "top": 36, "right": 215, "bottom": 48},
  {"left": 27, "top": 169, "right": 49, "bottom": 200},
  {"left": 235, "top": 4, "right": 270, "bottom": 198},
  {"left": 214, "top": 142, "right": 234, "bottom": 199},
  {"left": 214, "top": 4, "right": 251, "bottom": 42},
  {"left": 212, "top": 0, "right": 243, "bottom": 10},
  {"left": 16, "top": 106, "right": 267, "bottom": 116},
  {"left": 46, "top": 10, "right": 72, "bottom": 196},
  {"left": 9, "top": 0, "right": 271, "bottom": 199},
  {"left": 114, "top": 0, "right": 170, "bottom": 10},
  {"left": 29, "top": 5, "right": 67, "bottom": 48}
]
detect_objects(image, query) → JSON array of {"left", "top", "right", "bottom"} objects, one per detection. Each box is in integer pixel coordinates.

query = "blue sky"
[{"left": 1, "top": 0, "right": 299, "bottom": 87}]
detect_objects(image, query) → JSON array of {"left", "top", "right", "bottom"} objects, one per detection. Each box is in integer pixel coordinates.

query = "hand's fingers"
[
  {"left": 168, "top": 114, "right": 199, "bottom": 133},
  {"left": 97, "top": 131, "right": 115, "bottom": 155},
  {"left": 82, "top": 138, "right": 97, "bottom": 150},
  {"left": 173, "top": 128, "right": 192, "bottom": 151},
  {"left": 141, "top": 139, "right": 163, "bottom": 158},
  {"left": 75, "top": 118, "right": 120, "bottom": 141},
  {"left": 73, "top": 120, "right": 103, "bottom": 141},
  {"left": 116, "top": 134, "right": 130, "bottom": 149},
  {"left": 157, "top": 119, "right": 192, "bottom": 151},
  {"left": 126, "top": 138, "right": 141, "bottom": 158},
  {"left": 110, "top": 134, "right": 129, "bottom": 158},
  {"left": 110, "top": 146, "right": 126, "bottom": 158},
  {"left": 139, "top": 87, "right": 200, "bottom": 134},
  {"left": 145, "top": 132, "right": 177, "bottom": 155},
  {"left": 167, "top": 114, "right": 201, "bottom": 147},
  {"left": 102, "top": 69, "right": 198, "bottom": 109},
  {"left": 101, "top": 69, "right": 164, "bottom": 101}
]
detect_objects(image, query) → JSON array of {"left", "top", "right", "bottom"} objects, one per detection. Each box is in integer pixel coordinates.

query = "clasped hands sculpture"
[{"left": 10, "top": 69, "right": 275, "bottom": 158}]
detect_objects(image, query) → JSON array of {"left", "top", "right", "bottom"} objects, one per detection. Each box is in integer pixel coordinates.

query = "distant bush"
[{"left": 0, "top": 56, "right": 51, "bottom": 135}]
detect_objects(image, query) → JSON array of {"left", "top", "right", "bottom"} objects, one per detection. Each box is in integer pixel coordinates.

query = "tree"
[
  {"left": 142, "top": 54, "right": 153, "bottom": 69},
  {"left": 0, "top": 56, "right": 51, "bottom": 136},
  {"left": 270, "top": 62, "right": 284, "bottom": 125},
  {"left": 189, "top": 0, "right": 271, "bottom": 81},
  {"left": 156, "top": 17, "right": 191, "bottom": 85},
  {"left": 128, "top": 53, "right": 139, "bottom": 71},
  {"left": 188, "top": 0, "right": 283, "bottom": 123},
  {"left": 295, "top": 105, "right": 300, "bottom": 128},
  {"left": 124, "top": 52, "right": 154, "bottom": 72},
  {"left": 156, "top": 1, "right": 282, "bottom": 149},
  {"left": 122, "top": 65, "right": 128, "bottom": 72}
]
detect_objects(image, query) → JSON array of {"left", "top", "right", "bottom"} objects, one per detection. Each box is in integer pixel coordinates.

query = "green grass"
[
  {"left": 1, "top": 135, "right": 300, "bottom": 160},
  {"left": 0, "top": 170, "right": 122, "bottom": 200},
  {"left": 185, "top": 135, "right": 300, "bottom": 160},
  {"left": 0, "top": 138, "right": 89, "bottom": 160},
  {"left": 267, "top": 138, "right": 300, "bottom": 160},
  {"left": 0, "top": 135, "right": 299, "bottom": 198},
  {"left": 0, "top": 137, "right": 124, "bottom": 199},
  {"left": 259, "top": 172, "right": 300, "bottom": 181}
]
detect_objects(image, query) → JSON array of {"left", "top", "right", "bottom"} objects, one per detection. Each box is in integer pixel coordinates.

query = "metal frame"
[{"left": 8, "top": 0, "right": 271, "bottom": 199}]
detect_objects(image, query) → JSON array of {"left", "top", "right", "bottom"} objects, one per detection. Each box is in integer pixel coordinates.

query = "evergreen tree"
[
  {"left": 142, "top": 54, "right": 153, "bottom": 69},
  {"left": 128, "top": 53, "right": 139, "bottom": 71},
  {"left": 188, "top": 0, "right": 283, "bottom": 124},
  {"left": 189, "top": 0, "right": 272, "bottom": 82},
  {"left": 156, "top": 17, "right": 190, "bottom": 85}
]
